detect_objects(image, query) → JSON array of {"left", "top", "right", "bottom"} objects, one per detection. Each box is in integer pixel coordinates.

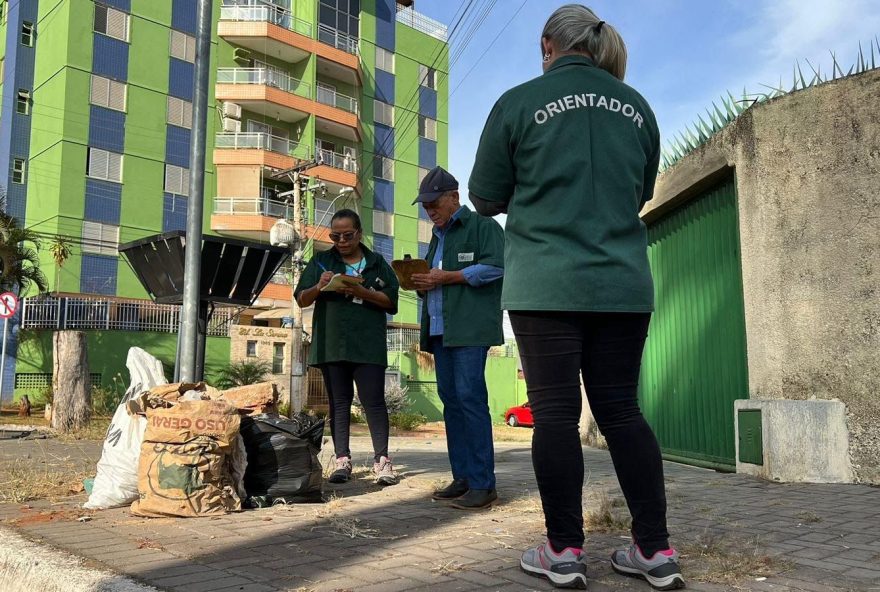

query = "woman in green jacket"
[{"left": 294, "top": 209, "right": 400, "bottom": 486}]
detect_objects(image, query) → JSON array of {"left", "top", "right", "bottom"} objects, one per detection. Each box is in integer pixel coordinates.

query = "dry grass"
[
  {"left": 431, "top": 560, "right": 465, "bottom": 575},
  {"left": 680, "top": 533, "right": 791, "bottom": 585},
  {"left": 495, "top": 494, "right": 542, "bottom": 515},
  {"left": 491, "top": 424, "right": 534, "bottom": 442},
  {"left": 795, "top": 510, "right": 823, "bottom": 524},
  {"left": 583, "top": 490, "right": 630, "bottom": 533},
  {"left": 0, "top": 457, "right": 92, "bottom": 503},
  {"left": 55, "top": 417, "right": 112, "bottom": 442},
  {"left": 404, "top": 476, "right": 444, "bottom": 492}
]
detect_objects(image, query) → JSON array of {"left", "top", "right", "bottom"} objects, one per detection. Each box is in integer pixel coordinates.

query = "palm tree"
[
  {"left": 215, "top": 360, "right": 272, "bottom": 390},
  {"left": 48, "top": 236, "right": 73, "bottom": 295},
  {"left": 0, "top": 209, "right": 47, "bottom": 295}
]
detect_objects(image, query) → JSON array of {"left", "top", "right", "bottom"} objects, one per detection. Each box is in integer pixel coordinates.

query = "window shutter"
[
  {"left": 90, "top": 75, "right": 109, "bottom": 107},
  {"left": 88, "top": 149, "right": 109, "bottom": 180},
  {"left": 373, "top": 211, "right": 394, "bottom": 236},
  {"left": 107, "top": 152, "right": 123, "bottom": 182},
  {"left": 94, "top": 5, "right": 108, "bottom": 34},
  {"left": 106, "top": 7, "right": 128, "bottom": 41},
  {"left": 82, "top": 221, "right": 102, "bottom": 254},
  {"left": 108, "top": 79, "right": 126, "bottom": 111},
  {"left": 418, "top": 220, "right": 433, "bottom": 243}
]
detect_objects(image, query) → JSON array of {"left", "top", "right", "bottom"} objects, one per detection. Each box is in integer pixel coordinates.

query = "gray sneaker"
[
  {"left": 328, "top": 456, "right": 353, "bottom": 484},
  {"left": 611, "top": 544, "right": 685, "bottom": 590},
  {"left": 373, "top": 456, "right": 398, "bottom": 486},
  {"left": 520, "top": 541, "right": 587, "bottom": 589}
]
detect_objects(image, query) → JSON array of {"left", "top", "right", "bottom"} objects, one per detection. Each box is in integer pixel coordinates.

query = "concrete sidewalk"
[{"left": 1, "top": 433, "right": 879, "bottom": 592}]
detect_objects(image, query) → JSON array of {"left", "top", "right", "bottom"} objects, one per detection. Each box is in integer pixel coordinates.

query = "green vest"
[
  {"left": 419, "top": 207, "right": 505, "bottom": 352},
  {"left": 294, "top": 245, "right": 399, "bottom": 367},
  {"left": 469, "top": 55, "right": 661, "bottom": 312}
]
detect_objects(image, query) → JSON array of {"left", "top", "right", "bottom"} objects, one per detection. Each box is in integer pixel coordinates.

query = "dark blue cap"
[{"left": 413, "top": 166, "right": 459, "bottom": 204}]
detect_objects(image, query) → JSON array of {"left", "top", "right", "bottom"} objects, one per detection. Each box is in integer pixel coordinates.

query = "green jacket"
[
  {"left": 419, "top": 207, "right": 505, "bottom": 352},
  {"left": 294, "top": 245, "right": 399, "bottom": 367}
]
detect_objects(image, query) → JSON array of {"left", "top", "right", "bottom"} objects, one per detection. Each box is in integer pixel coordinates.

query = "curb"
[{"left": 0, "top": 526, "right": 159, "bottom": 592}]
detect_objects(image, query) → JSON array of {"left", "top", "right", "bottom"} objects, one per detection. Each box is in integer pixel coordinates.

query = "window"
[
  {"left": 372, "top": 233, "right": 393, "bottom": 263},
  {"left": 373, "top": 156, "right": 394, "bottom": 181},
  {"left": 418, "top": 220, "right": 433, "bottom": 243},
  {"left": 90, "top": 75, "right": 127, "bottom": 112},
  {"left": 170, "top": 29, "right": 196, "bottom": 63},
  {"left": 11, "top": 159, "right": 26, "bottom": 184},
  {"left": 374, "top": 99, "right": 394, "bottom": 127},
  {"left": 87, "top": 148, "right": 124, "bottom": 182},
  {"left": 81, "top": 221, "right": 120, "bottom": 256},
  {"left": 376, "top": 46, "right": 394, "bottom": 73},
  {"left": 314, "top": 197, "right": 336, "bottom": 227},
  {"left": 417, "top": 167, "right": 430, "bottom": 186},
  {"left": 16, "top": 90, "right": 30, "bottom": 115},
  {"left": 246, "top": 341, "right": 257, "bottom": 358},
  {"left": 94, "top": 4, "right": 130, "bottom": 42},
  {"left": 272, "top": 343, "right": 285, "bottom": 374},
  {"left": 419, "top": 115, "right": 437, "bottom": 141},
  {"left": 21, "top": 22, "right": 34, "bottom": 47},
  {"left": 164, "top": 164, "right": 191, "bottom": 196},
  {"left": 419, "top": 64, "right": 436, "bottom": 90},
  {"left": 373, "top": 210, "right": 394, "bottom": 236},
  {"left": 318, "top": 0, "right": 360, "bottom": 37},
  {"left": 418, "top": 241, "right": 430, "bottom": 260},
  {"left": 166, "top": 96, "right": 192, "bottom": 129}
]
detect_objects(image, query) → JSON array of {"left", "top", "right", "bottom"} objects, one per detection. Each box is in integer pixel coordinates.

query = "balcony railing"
[
  {"left": 214, "top": 196, "right": 292, "bottom": 219},
  {"left": 217, "top": 67, "right": 311, "bottom": 99},
  {"left": 316, "top": 85, "right": 359, "bottom": 115},
  {"left": 215, "top": 132, "right": 310, "bottom": 160},
  {"left": 395, "top": 6, "right": 448, "bottom": 41},
  {"left": 21, "top": 296, "right": 236, "bottom": 337},
  {"left": 317, "top": 24, "right": 359, "bottom": 55},
  {"left": 219, "top": 4, "right": 312, "bottom": 37},
  {"left": 316, "top": 147, "right": 358, "bottom": 173}
]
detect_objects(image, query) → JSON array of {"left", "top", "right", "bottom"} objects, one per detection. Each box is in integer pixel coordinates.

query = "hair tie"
[{"left": 596, "top": 20, "right": 605, "bottom": 32}]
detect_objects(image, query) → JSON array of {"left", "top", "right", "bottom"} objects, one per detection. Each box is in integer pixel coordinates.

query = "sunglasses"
[{"left": 329, "top": 230, "right": 359, "bottom": 243}]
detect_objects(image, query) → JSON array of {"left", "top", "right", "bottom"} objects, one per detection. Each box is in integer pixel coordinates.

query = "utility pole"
[
  {"left": 290, "top": 172, "right": 305, "bottom": 413},
  {"left": 177, "top": 0, "right": 213, "bottom": 382}
]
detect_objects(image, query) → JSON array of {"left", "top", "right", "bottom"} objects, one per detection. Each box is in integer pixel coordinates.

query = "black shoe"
[
  {"left": 432, "top": 478, "right": 469, "bottom": 500},
  {"left": 451, "top": 488, "right": 497, "bottom": 510}
]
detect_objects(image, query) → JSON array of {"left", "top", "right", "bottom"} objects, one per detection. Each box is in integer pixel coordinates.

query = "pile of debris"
[{"left": 83, "top": 348, "right": 324, "bottom": 517}]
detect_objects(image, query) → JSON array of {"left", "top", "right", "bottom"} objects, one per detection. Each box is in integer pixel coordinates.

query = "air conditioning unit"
[
  {"left": 222, "top": 118, "right": 241, "bottom": 133},
  {"left": 222, "top": 102, "right": 242, "bottom": 119}
]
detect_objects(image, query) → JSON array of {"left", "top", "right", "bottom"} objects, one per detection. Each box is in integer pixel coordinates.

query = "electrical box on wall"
[{"left": 738, "top": 410, "right": 763, "bottom": 465}]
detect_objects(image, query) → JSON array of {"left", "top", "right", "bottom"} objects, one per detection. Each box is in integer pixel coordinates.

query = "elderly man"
[{"left": 411, "top": 166, "right": 505, "bottom": 510}]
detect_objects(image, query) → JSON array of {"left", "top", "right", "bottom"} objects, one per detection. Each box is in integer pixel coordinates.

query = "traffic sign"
[{"left": 0, "top": 292, "right": 18, "bottom": 319}]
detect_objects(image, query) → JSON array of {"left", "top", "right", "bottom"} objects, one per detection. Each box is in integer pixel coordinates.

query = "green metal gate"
[{"left": 638, "top": 177, "right": 749, "bottom": 470}]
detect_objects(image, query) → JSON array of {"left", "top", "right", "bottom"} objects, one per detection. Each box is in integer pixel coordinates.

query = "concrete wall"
[{"left": 644, "top": 70, "right": 880, "bottom": 483}]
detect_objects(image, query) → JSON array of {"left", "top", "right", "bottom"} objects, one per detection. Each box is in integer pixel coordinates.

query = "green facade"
[{"left": 5, "top": 0, "right": 450, "bottom": 399}]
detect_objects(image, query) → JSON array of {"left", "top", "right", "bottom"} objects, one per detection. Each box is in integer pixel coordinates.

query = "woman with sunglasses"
[{"left": 295, "top": 209, "right": 400, "bottom": 486}]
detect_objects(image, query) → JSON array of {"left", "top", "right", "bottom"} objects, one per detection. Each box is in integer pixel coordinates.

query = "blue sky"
[{"left": 410, "top": 0, "right": 880, "bottom": 197}]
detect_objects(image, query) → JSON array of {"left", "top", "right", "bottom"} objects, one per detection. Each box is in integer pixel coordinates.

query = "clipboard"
[
  {"left": 320, "top": 274, "right": 364, "bottom": 292},
  {"left": 391, "top": 257, "right": 430, "bottom": 291}
]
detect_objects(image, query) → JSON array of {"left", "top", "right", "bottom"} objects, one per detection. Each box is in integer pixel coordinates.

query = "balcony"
[
  {"left": 396, "top": 6, "right": 448, "bottom": 41},
  {"left": 211, "top": 196, "right": 291, "bottom": 239},
  {"left": 214, "top": 131, "right": 310, "bottom": 170},
  {"left": 317, "top": 24, "right": 358, "bottom": 55},
  {"left": 316, "top": 85, "right": 358, "bottom": 115},
  {"left": 216, "top": 68, "right": 360, "bottom": 135},
  {"left": 316, "top": 147, "right": 357, "bottom": 173},
  {"left": 312, "top": 145, "right": 359, "bottom": 193},
  {"left": 219, "top": 3, "right": 312, "bottom": 63}
]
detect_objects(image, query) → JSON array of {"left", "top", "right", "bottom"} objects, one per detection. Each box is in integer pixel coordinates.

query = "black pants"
[
  {"left": 510, "top": 311, "right": 670, "bottom": 556},
  {"left": 321, "top": 362, "right": 389, "bottom": 461}
]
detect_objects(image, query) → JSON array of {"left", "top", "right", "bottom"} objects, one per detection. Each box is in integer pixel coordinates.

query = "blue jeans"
[{"left": 431, "top": 337, "right": 496, "bottom": 490}]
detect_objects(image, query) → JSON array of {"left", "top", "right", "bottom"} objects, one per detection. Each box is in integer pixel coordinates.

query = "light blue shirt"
[{"left": 427, "top": 207, "right": 504, "bottom": 336}]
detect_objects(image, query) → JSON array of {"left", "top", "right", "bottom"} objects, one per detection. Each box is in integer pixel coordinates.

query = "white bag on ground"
[{"left": 84, "top": 347, "right": 167, "bottom": 509}]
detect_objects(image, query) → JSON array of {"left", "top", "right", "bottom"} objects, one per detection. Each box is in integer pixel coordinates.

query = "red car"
[{"left": 504, "top": 402, "right": 533, "bottom": 427}]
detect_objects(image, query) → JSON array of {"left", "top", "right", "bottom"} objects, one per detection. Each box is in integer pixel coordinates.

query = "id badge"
[{"left": 353, "top": 297, "right": 363, "bottom": 305}]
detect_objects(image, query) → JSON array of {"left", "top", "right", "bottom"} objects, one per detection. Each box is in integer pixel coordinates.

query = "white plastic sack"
[{"left": 83, "top": 348, "right": 167, "bottom": 509}]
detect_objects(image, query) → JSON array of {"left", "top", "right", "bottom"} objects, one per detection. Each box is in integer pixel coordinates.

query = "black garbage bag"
[{"left": 240, "top": 413, "right": 325, "bottom": 506}]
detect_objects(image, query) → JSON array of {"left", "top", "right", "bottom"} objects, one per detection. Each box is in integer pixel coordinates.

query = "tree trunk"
[{"left": 51, "top": 331, "right": 91, "bottom": 432}]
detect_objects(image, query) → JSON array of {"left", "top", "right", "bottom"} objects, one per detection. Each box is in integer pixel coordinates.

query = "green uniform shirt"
[
  {"left": 469, "top": 55, "right": 661, "bottom": 312},
  {"left": 294, "top": 245, "right": 399, "bottom": 367},
  {"left": 419, "top": 206, "right": 505, "bottom": 351}
]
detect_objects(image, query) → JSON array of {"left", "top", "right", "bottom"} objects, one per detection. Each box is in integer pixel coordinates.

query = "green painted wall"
[
  {"left": 391, "top": 351, "right": 524, "bottom": 423},
  {"left": 14, "top": 330, "right": 231, "bottom": 400}
]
